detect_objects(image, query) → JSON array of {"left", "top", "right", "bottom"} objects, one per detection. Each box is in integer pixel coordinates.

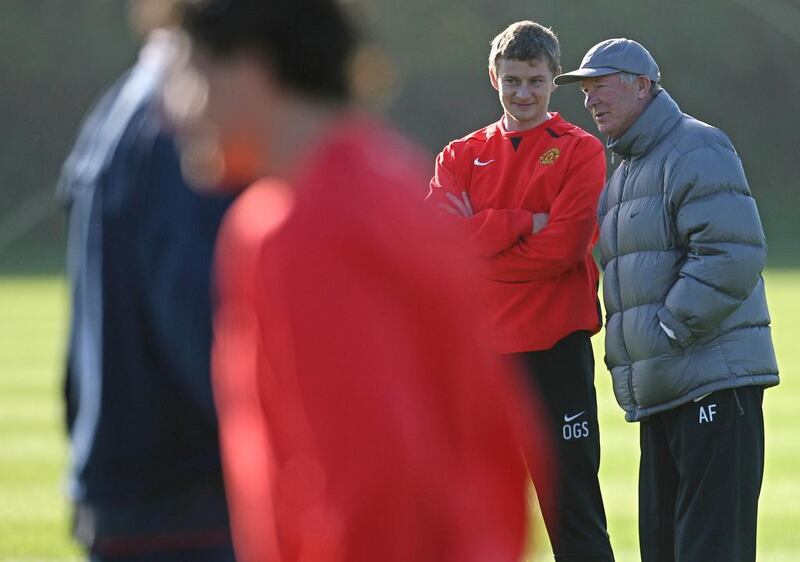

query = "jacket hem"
[{"left": 624, "top": 374, "right": 779, "bottom": 422}]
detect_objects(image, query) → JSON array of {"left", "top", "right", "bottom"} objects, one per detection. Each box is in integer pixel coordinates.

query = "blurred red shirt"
[{"left": 212, "top": 115, "right": 547, "bottom": 562}]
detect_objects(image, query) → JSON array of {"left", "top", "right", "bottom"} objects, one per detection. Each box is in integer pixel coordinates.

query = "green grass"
[
  {"left": 0, "top": 277, "right": 81, "bottom": 561},
  {"left": 1, "top": 272, "right": 798, "bottom": 561}
]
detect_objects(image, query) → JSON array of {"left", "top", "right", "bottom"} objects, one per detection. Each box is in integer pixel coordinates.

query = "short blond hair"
[{"left": 489, "top": 21, "right": 560, "bottom": 74}]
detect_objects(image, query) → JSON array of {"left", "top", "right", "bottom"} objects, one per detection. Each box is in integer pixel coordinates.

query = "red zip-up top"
[{"left": 429, "top": 114, "right": 606, "bottom": 353}]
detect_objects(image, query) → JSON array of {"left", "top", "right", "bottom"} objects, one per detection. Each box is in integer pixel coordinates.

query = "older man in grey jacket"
[{"left": 555, "top": 39, "right": 779, "bottom": 561}]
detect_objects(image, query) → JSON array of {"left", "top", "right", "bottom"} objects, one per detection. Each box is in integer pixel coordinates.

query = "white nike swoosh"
[
  {"left": 473, "top": 158, "right": 495, "bottom": 167},
  {"left": 563, "top": 411, "right": 586, "bottom": 423}
]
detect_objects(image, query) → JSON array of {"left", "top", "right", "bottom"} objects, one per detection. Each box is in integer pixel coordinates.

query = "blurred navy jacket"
[{"left": 58, "top": 33, "right": 234, "bottom": 554}]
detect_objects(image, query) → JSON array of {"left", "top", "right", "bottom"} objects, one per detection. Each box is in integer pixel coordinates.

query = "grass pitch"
[{"left": 1, "top": 272, "right": 798, "bottom": 561}]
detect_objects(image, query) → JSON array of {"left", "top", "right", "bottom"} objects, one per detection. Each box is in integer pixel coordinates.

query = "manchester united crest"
[{"left": 539, "top": 147, "right": 561, "bottom": 165}]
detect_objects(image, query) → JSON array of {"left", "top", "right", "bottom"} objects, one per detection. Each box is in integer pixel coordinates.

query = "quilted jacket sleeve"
[{"left": 656, "top": 140, "right": 767, "bottom": 348}]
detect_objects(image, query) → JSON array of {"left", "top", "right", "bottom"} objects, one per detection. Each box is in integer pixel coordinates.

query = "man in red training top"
[
  {"left": 169, "top": 2, "right": 547, "bottom": 561},
  {"left": 430, "top": 21, "right": 614, "bottom": 562}
]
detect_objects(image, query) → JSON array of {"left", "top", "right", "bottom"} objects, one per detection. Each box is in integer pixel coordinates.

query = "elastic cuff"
[{"left": 509, "top": 208, "right": 534, "bottom": 240}]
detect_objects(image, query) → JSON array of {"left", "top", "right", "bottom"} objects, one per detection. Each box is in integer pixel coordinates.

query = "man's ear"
[
  {"left": 489, "top": 67, "right": 499, "bottom": 92},
  {"left": 552, "top": 66, "right": 562, "bottom": 91},
  {"left": 635, "top": 75, "right": 652, "bottom": 99}
]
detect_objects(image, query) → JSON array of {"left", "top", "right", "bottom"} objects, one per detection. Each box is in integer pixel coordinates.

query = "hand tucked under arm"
[
  {"left": 435, "top": 190, "right": 539, "bottom": 257},
  {"left": 532, "top": 213, "right": 549, "bottom": 234},
  {"left": 438, "top": 191, "right": 474, "bottom": 218},
  {"left": 479, "top": 143, "right": 606, "bottom": 282},
  {"left": 429, "top": 150, "right": 551, "bottom": 258}
]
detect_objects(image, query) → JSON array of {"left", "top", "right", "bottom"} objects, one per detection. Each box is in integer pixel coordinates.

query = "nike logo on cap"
[
  {"left": 473, "top": 158, "right": 495, "bottom": 167},
  {"left": 563, "top": 411, "right": 586, "bottom": 423}
]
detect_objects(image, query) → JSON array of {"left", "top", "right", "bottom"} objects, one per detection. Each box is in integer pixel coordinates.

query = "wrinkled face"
[
  {"left": 490, "top": 58, "right": 557, "bottom": 132},
  {"left": 580, "top": 73, "right": 649, "bottom": 140},
  {"left": 165, "top": 42, "right": 275, "bottom": 189}
]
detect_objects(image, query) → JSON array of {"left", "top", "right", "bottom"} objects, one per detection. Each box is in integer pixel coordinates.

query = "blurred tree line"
[{"left": 1, "top": 0, "right": 797, "bottom": 272}]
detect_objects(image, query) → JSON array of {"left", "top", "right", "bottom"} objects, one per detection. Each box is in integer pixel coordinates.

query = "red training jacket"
[
  {"left": 429, "top": 114, "right": 606, "bottom": 353},
  {"left": 213, "top": 115, "right": 550, "bottom": 562}
]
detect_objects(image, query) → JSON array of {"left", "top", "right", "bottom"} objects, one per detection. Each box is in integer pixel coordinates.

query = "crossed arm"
[
  {"left": 428, "top": 149, "right": 548, "bottom": 259},
  {"left": 438, "top": 190, "right": 550, "bottom": 237},
  {"left": 428, "top": 142, "right": 605, "bottom": 282}
]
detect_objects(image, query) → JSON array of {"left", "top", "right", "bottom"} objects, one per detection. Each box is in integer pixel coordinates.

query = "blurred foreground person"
[
  {"left": 171, "top": 0, "right": 545, "bottom": 561},
  {"left": 556, "top": 38, "right": 779, "bottom": 561},
  {"left": 58, "top": 2, "right": 235, "bottom": 560}
]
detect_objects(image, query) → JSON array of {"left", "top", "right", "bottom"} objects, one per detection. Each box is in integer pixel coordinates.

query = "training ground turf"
[{"left": 1, "top": 272, "right": 798, "bottom": 561}]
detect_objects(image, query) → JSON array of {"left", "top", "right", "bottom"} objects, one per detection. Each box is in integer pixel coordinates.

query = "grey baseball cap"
[{"left": 553, "top": 38, "right": 660, "bottom": 85}]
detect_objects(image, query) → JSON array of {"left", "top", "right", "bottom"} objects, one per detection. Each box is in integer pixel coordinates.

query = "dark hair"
[
  {"left": 180, "top": 0, "right": 357, "bottom": 100},
  {"left": 489, "top": 21, "right": 560, "bottom": 75}
]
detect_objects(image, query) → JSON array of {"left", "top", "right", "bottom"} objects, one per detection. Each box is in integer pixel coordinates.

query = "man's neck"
[
  {"left": 267, "top": 97, "right": 345, "bottom": 182},
  {"left": 502, "top": 111, "right": 554, "bottom": 133}
]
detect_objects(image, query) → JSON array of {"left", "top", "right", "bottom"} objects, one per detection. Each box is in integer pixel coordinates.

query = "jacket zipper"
[{"left": 614, "top": 158, "right": 636, "bottom": 408}]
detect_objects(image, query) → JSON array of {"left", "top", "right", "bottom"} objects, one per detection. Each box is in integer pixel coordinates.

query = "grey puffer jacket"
[{"left": 598, "top": 89, "right": 779, "bottom": 422}]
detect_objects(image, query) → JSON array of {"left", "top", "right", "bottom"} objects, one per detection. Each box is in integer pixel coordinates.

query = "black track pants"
[
  {"left": 639, "top": 386, "right": 765, "bottom": 562},
  {"left": 515, "top": 331, "right": 615, "bottom": 562}
]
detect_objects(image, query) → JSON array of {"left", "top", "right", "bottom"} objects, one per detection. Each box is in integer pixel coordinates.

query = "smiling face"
[
  {"left": 580, "top": 73, "right": 652, "bottom": 140},
  {"left": 490, "top": 58, "right": 557, "bottom": 132}
]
